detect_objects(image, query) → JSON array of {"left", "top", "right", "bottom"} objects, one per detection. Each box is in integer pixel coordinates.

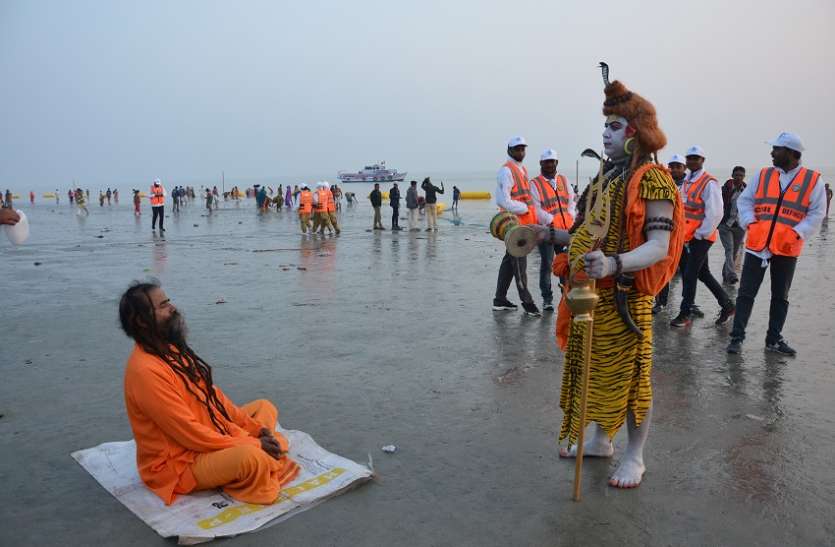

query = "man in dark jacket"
[
  {"left": 389, "top": 183, "right": 401, "bottom": 230},
  {"left": 421, "top": 177, "right": 444, "bottom": 231},
  {"left": 369, "top": 183, "right": 384, "bottom": 229}
]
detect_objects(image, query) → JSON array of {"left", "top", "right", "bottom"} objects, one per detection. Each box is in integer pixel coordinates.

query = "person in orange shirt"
[
  {"left": 327, "top": 183, "right": 341, "bottom": 234},
  {"left": 119, "top": 281, "right": 300, "bottom": 505},
  {"left": 297, "top": 183, "right": 313, "bottom": 233}
]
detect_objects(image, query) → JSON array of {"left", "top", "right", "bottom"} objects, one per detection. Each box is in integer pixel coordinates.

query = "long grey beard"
[{"left": 165, "top": 312, "right": 189, "bottom": 347}]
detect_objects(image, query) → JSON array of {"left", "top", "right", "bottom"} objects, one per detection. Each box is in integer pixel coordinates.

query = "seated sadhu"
[{"left": 119, "top": 281, "right": 299, "bottom": 505}]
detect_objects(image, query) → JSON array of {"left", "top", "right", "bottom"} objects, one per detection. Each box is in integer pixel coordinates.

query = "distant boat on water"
[{"left": 337, "top": 161, "right": 406, "bottom": 183}]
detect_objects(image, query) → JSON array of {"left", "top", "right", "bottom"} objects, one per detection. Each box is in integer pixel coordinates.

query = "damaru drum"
[{"left": 489, "top": 211, "right": 537, "bottom": 257}]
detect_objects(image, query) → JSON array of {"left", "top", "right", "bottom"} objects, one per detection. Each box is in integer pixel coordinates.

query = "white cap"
[
  {"left": 686, "top": 145, "right": 705, "bottom": 158},
  {"left": 668, "top": 154, "right": 686, "bottom": 165},
  {"left": 507, "top": 136, "right": 527, "bottom": 148},
  {"left": 767, "top": 131, "right": 804, "bottom": 152},
  {"left": 153, "top": 178, "right": 161, "bottom": 185},
  {"left": 301, "top": 183, "right": 309, "bottom": 189},
  {"left": 540, "top": 148, "right": 558, "bottom": 161}
]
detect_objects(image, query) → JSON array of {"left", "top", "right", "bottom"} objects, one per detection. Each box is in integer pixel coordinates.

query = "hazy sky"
[{"left": 2, "top": 0, "right": 833, "bottom": 189}]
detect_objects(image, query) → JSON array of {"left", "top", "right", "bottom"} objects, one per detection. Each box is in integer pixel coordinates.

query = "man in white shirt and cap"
[
  {"left": 529, "top": 148, "right": 576, "bottom": 311},
  {"left": 727, "top": 132, "right": 826, "bottom": 355},
  {"left": 493, "top": 136, "right": 540, "bottom": 316},
  {"left": 670, "top": 146, "right": 735, "bottom": 328}
]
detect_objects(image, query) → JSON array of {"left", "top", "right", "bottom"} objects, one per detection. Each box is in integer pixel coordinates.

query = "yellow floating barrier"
[
  {"left": 43, "top": 192, "right": 56, "bottom": 198},
  {"left": 460, "top": 191, "right": 491, "bottom": 200},
  {"left": 435, "top": 203, "right": 445, "bottom": 214}
]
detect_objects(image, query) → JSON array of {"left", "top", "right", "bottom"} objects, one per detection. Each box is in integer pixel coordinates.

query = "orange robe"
[{"left": 124, "top": 344, "right": 299, "bottom": 505}]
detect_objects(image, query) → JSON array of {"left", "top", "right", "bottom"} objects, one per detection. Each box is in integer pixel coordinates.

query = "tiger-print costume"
[{"left": 559, "top": 164, "right": 677, "bottom": 445}]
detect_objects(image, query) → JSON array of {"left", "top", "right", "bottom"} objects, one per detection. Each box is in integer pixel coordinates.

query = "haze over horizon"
[{"left": 2, "top": 0, "right": 833, "bottom": 191}]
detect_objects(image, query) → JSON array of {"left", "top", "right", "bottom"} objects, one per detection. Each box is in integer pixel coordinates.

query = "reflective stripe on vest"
[
  {"left": 682, "top": 172, "right": 717, "bottom": 241},
  {"left": 504, "top": 161, "right": 536, "bottom": 225},
  {"left": 532, "top": 174, "right": 574, "bottom": 229},
  {"left": 746, "top": 166, "right": 820, "bottom": 256}
]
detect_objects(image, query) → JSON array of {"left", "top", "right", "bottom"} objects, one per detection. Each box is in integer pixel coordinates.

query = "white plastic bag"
[{"left": 3, "top": 209, "right": 29, "bottom": 244}]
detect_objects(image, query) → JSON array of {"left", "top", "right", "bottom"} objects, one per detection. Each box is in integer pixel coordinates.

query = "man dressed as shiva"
[{"left": 540, "top": 63, "right": 684, "bottom": 488}]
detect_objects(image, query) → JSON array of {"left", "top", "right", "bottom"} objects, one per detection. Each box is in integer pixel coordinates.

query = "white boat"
[{"left": 337, "top": 161, "right": 406, "bottom": 183}]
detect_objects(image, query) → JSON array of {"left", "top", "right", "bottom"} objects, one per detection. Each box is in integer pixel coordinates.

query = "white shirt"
[
  {"left": 495, "top": 156, "right": 530, "bottom": 215},
  {"left": 680, "top": 169, "right": 723, "bottom": 240},
  {"left": 529, "top": 173, "right": 577, "bottom": 226},
  {"left": 737, "top": 163, "right": 826, "bottom": 261}
]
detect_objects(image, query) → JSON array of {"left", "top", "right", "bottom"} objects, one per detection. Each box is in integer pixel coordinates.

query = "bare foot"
[
  {"left": 559, "top": 437, "right": 614, "bottom": 458},
  {"left": 608, "top": 457, "right": 645, "bottom": 488}
]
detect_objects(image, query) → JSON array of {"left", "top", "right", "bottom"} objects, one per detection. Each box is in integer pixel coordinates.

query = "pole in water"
[
  {"left": 575, "top": 159, "right": 579, "bottom": 195},
  {"left": 222, "top": 171, "right": 225, "bottom": 194}
]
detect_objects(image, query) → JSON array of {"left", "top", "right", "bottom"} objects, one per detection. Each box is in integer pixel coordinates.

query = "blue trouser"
[{"left": 537, "top": 242, "right": 560, "bottom": 305}]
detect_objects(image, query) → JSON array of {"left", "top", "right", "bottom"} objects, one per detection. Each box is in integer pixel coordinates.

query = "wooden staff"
[{"left": 567, "top": 278, "right": 599, "bottom": 501}]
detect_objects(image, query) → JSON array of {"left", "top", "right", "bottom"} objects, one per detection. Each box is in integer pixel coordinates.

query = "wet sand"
[{"left": 1, "top": 199, "right": 834, "bottom": 546}]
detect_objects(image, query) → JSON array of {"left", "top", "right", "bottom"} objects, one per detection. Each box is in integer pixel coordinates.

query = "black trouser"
[
  {"left": 679, "top": 238, "right": 731, "bottom": 314},
  {"left": 495, "top": 252, "right": 533, "bottom": 304},
  {"left": 730, "top": 253, "right": 797, "bottom": 344},
  {"left": 391, "top": 205, "right": 399, "bottom": 228},
  {"left": 152, "top": 206, "right": 164, "bottom": 230},
  {"left": 656, "top": 248, "right": 688, "bottom": 306}
]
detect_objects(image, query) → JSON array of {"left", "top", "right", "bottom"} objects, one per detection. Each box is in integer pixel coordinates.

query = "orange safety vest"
[
  {"left": 682, "top": 172, "right": 718, "bottom": 242},
  {"left": 298, "top": 190, "right": 313, "bottom": 214},
  {"left": 503, "top": 161, "right": 536, "bottom": 225},
  {"left": 149, "top": 185, "right": 165, "bottom": 207},
  {"left": 746, "top": 166, "right": 820, "bottom": 257},
  {"left": 314, "top": 188, "right": 329, "bottom": 212},
  {"left": 532, "top": 174, "right": 574, "bottom": 229},
  {"left": 326, "top": 189, "right": 336, "bottom": 213}
]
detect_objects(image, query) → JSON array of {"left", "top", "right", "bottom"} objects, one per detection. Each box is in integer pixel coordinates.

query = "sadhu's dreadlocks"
[{"left": 119, "top": 281, "right": 232, "bottom": 434}]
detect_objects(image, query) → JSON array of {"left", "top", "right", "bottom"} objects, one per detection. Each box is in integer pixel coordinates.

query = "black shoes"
[
  {"left": 670, "top": 312, "right": 692, "bottom": 328},
  {"left": 715, "top": 304, "right": 736, "bottom": 325},
  {"left": 522, "top": 302, "right": 541, "bottom": 317},
  {"left": 543, "top": 302, "right": 555, "bottom": 312},
  {"left": 493, "top": 299, "right": 540, "bottom": 317},
  {"left": 727, "top": 339, "right": 797, "bottom": 356},
  {"left": 765, "top": 340, "right": 797, "bottom": 357},
  {"left": 492, "top": 298, "right": 517, "bottom": 311}
]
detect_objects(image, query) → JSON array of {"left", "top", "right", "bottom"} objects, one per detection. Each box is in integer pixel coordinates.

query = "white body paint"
[{"left": 603, "top": 115, "right": 629, "bottom": 162}]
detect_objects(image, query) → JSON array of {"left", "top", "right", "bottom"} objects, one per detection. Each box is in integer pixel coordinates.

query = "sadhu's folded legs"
[{"left": 190, "top": 399, "right": 299, "bottom": 504}]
